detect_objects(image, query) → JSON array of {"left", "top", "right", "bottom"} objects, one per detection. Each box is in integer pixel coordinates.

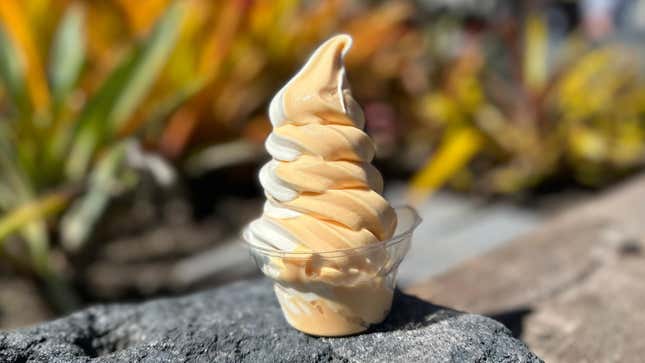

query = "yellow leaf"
[
  {"left": 523, "top": 13, "right": 548, "bottom": 91},
  {"left": 422, "top": 93, "right": 462, "bottom": 126},
  {"left": 0, "top": 192, "right": 70, "bottom": 243},
  {"left": 568, "top": 126, "right": 607, "bottom": 162},
  {"left": 408, "top": 127, "right": 483, "bottom": 203}
]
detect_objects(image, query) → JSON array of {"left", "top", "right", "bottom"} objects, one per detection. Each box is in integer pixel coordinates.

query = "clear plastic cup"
[{"left": 243, "top": 206, "right": 421, "bottom": 337}]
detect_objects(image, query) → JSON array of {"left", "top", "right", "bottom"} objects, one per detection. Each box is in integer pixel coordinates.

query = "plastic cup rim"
[{"left": 242, "top": 205, "right": 422, "bottom": 258}]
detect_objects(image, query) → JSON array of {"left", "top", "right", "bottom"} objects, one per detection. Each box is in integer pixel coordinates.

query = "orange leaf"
[
  {"left": 198, "top": 0, "right": 251, "bottom": 79},
  {"left": 0, "top": 0, "right": 50, "bottom": 110},
  {"left": 159, "top": 107, "right": 198, "bottom": 158},
  {"left": 115, "top": 0, "right": 170, "bottom": 35}
]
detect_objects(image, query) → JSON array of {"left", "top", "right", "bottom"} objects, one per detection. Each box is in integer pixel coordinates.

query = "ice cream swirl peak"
[{"left": 249, "top": 34, "right": 397, "bottom": 252}]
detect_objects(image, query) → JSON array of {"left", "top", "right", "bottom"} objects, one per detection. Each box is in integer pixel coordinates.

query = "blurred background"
[{"left": 1, "top": 0, "right": 645, "bottom": 330}]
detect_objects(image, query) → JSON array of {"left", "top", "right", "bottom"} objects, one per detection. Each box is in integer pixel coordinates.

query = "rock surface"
[{"left": 0, "top": 278, "right": 541, "bottom": 363}]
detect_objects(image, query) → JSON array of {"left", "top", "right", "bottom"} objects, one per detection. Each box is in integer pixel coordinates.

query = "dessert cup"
[{"left": 243, "top": 206, "right": 421, "bottom": 337}]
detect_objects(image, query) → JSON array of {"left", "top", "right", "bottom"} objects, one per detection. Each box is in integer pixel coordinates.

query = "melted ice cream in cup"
[{"left": 243, "top": 34, "right": 421, "bottom": 337}]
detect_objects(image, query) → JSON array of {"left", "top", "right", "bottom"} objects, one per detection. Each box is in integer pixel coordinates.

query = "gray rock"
[{"left": 0, "top": 278, "right": 542, "bottom": 363}]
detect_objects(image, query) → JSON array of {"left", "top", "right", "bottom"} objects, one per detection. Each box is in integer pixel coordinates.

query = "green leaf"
[
  {"left": 108, "top": 3, "right": 184, "bottom": 130},
  {"left": 0, "top": 25, "right": 29, "bottom": 115},
  {"left": 0, "top": 192, "right": 69, "bottom": 245},
  {"left": 0, "top": 163, "right": 22, "bottom": 210},
  {"left": 0, "top": 126, "right": 53, "bottom": 274},
  {"left": 20, "top": 219, "right": 50, "bottom": 273},
  {"left": 49, "top": 3, "right": 85, "bottom": 107},
  {"left": 0, "top": 117, "right": 11, "bottom": 150},
  {"left": 66, "top": 1, "right": 185, "bottom": 179},
  {"left": 61, "top": 141, "right": 127, "bottom": 251},
  {"left": 139, "top": 79, "right": 204, "bottom": 138},
  {"left": 0, "top": 119, "right": 34, "bottom": 209}
]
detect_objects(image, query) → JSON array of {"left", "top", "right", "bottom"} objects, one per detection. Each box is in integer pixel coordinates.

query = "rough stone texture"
[
  {"left": 0, "top": 278, "right": 540, "bottom": 363},
  {"left": 408, "top": 173, "right": 645, "bottom": 362}
]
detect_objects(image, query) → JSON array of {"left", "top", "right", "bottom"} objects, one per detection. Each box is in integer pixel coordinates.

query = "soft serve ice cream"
[{"left": 245, "top": 34, "right": 399, "bottom": 336}]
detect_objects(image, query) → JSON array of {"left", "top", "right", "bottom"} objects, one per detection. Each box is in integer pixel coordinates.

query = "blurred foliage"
[
  {"left": 410, "top": 8, "right": 645, "bottom": 198},
  {"left": 0, "top": 0, "right": 418, "bottom": 309},
  {"left": 2, "top": 0, "right": 645, "bottom": 310},
  {"left": 0, "top": 0, "right": 186, "bottom": 309}
]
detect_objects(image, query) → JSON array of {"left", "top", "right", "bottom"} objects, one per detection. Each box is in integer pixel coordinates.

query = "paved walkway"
[
  {"left": 406, "top": 173, "right": 645, "bottom": 362},
  {"left": 385, "top": 185, "right": 542, "bottom": 286}
]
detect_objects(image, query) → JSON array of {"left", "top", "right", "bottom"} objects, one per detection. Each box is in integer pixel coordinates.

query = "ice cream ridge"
[{"left": 247, "top": 34, "right": 398, "bottom": 336}]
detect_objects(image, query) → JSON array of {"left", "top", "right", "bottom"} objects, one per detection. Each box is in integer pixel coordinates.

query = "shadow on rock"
[
  {"left": 486, "top": 307, "right": 533, "bottom": 339},
  {"left": 370, "top": 289, "right": 455, "bottom": 333}
]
